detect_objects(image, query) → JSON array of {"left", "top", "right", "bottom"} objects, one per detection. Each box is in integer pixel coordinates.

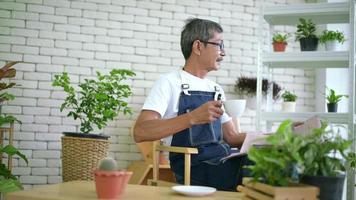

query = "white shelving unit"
[{"left": 257, "top": 1, "right": 355, "bottom": 199}]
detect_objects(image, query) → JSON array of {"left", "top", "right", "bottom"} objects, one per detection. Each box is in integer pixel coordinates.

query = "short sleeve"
[{"left": 142, "top": 76, "right": 171, "bottom": 118}]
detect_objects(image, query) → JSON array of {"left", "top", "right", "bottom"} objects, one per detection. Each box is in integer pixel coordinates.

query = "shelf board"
[
  {"left": 261, "top": 112, "right": 349, "bottom": 124},
  {"left": 264, "top": 2, "right": 349, "bottom": 25},
  {"left": 263, "top": 51, "right": 349, "bottom": 68}
]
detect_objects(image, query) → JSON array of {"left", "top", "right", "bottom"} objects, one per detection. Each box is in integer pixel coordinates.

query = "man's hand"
[{"left": 188, "top": 100, "right": 223, "bottom": 125}]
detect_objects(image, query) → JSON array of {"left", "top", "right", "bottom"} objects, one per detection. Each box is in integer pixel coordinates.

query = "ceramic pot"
[
  {"left": 94, "top": 170, "right": 132, "bottom": 199},
  {"left": 325, "top": 40, "right": 339, "bottom": 51},
  {"left": 272, "top": 42, "right": 287, "bottom": 52},
  {"left": 282, "top": 102, "right": 296, "bottom": 112}
]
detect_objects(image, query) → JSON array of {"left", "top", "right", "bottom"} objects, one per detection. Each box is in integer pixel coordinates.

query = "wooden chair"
[
  {"left": 150, "top": 140, "right": 198, "bottom": 186},
  {"left": 128, "top": 123, "right": 198, "bottom": 186}
]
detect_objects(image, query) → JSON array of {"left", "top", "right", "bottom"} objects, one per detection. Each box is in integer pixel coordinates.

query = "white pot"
[
  {"left": 325, "top": 40, "right": 340, "bottom": 51},
  {"left": 282, "top": 102, "right": 296, "bottom": 112}
]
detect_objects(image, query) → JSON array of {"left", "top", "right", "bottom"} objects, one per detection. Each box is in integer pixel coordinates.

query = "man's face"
[{"left": 199, "top": 32, "right": 225, "bottom": 71}]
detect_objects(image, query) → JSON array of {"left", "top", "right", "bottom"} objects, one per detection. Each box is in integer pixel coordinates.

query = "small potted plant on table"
[
  {"left": 52, "top": 69, "right": 135, "bottom": 182},
  {"left": 272, "top": 33, "right": 290, "bottom": 52},
  {"left": 319, "top": 30, "right": 346, "bottom": 51},
  {"left": 94, "top": 157, "right": 132, "bottom": 199},
  {"left": 324, "top": 87, "right": 348, "bottom": 112},
  {"left": 295, "top": 18, "right": 319, "bottom": 51},
  {"left": 281, "top": 91, "right": 297, "bottom": 112}
]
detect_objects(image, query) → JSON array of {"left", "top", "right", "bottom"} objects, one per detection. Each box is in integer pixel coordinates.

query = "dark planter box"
[
  {"left": 299, "top": 37, "right": 318, "bottom": 51},
  {"left": 301, "top": 174, "right": 345, "bottom": 200}
]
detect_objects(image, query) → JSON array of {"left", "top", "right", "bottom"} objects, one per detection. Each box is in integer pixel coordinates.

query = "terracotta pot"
[
  {"left": 272, "top": 42, "right": 287, "bottom": 52},
  {"left": 94, "top": 170, "right": 132, "bottom": 199}
]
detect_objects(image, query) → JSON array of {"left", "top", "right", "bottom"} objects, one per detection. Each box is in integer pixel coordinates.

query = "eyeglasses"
[{"left": 200, "top": 40, "right": 224, "bottom": 51}]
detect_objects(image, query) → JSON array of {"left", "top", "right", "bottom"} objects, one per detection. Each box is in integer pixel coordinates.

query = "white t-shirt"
[{"left": 142, "top": 69, "right": 232, "bottom": 145}]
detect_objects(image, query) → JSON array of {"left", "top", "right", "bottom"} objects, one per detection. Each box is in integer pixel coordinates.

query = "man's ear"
[{"left": 192, "top": 40, "right": 201, "bottom": 56}]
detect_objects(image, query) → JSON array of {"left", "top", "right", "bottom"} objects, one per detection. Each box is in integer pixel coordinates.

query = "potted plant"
[
  {"left": 319, "top": 30, "right": 346, "bottom": 51},
  {"left": 244, "top": 120, "right": 355, "bottom": 200},
  {"left": 299, "top": 122, "right": 355, "bottom": 200},
  {"left": 272, "top": 33, "right": 290, "bottom": 52},
  {"left": 281, "top": 91, "right": 297, "bottom": 112},
  {"left": 295, "top": 18, "right": 319, "bottom": 51},
  {"left": 94, "top": 157, "right": 132, "bottom": 199},
  {"left": 0, "top": 62, "right": 28, "bottom": 196},
  {"left": 234, "top": 76, "right": 281, "bottom": 110},
  {"left": 324, "top": 87, "right": 348, "bottom": 113},
  {"left": 242, "top": 120, "right": 319, "bottom": 199},
  {"left": 52, "top": 69, "right": 135, "bottom": 182}
]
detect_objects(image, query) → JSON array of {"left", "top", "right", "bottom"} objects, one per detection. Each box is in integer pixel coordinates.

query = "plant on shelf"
[
  {"left": 272, "top": 33, "right": 290, "bottom": 52},
  {"left": 324, "top": 87, "right": 348, "bottom": 113},
  {"left": 234, "top": 76, "right": 281, "bottom": 110},
  {"left": 52, "top": 69, "right": 136, "bottom": 182},
  {"left": 281, "top": 91, "right": 297, "bottom": 112},
  {"left": 295, "top": 18, "right": 319, "bottom": 51},
  {"left": 319, "top": 30, "right": 346, "bottom": 51},
  {"left": 0, "top": 61, "right": 28, "bottom": 194}
]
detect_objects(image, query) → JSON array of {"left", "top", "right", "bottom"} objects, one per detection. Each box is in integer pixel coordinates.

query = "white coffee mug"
[{"left": 224, "top": 99, "right": 246, "bottom": 117}]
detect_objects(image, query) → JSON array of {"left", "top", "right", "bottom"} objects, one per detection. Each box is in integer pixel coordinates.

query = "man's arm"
[
  {"left": 222, "top": 119, "right": 246, "bottom": 148},
  {"left": 133, "top": 101, "right": 224, "bottom": 143}
]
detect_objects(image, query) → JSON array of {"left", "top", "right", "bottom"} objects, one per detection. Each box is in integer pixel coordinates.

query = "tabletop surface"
[{"left": 5, "top": 181, "right": 244, "bottom": 200}]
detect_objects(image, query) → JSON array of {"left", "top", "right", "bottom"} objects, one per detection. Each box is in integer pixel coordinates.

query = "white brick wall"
[{"left": 0, "top": 0, "right": 310, "bottom": 187}]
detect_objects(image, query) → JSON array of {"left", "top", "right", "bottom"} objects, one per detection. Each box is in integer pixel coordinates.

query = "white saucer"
[{"left": 172, "top": 185, "right": 216, "bottom": 197}]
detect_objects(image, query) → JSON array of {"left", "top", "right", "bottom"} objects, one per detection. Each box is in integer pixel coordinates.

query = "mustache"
[{"left": 217, "top": 57, "right": 223, "bottom": 62}]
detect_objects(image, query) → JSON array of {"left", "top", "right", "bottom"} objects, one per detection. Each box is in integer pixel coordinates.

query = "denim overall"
[{"left": 169, "top": 72, "right": 248, "bottom": 191}]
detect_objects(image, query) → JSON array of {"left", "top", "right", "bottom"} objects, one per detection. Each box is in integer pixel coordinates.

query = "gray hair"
[{"left": 180, "top": 18, "right": 223, "bottom": 60}]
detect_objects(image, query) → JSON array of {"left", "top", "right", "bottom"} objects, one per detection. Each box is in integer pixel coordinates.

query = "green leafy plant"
[
  {"left": 272, "top": 33, "right": 290, "bottom": 43},
  {"left": 0, "top": 145, "right": 28, "bottom": 193},
  {"left": 234, "top": 76, "right": 281, "bottom": 100},
  {"left": 52, "top": 69, "right": 136, "bottom": 134},
  {"left": 281, "top": 91, "right": 297, "bottom": 102},
  {"left": 295, "top": 18, "right": 318, "bottom": 41},
  {"left": 247, "top": 120, "right": 304, "bottom": 186},
  {"left": 0, "top": 62, "right": 21, "bottom": 126},
  {"left": 299, "top": 123, "right": 354, "bottom": 176},
  {"left": 0, "top": 61, "right": 27, "bottom": 194},
  {"left": 319, "top": 30, "right": 346, "bottom": 44},
  {"left": 247, "top": 120, "right": 356, "bottom": 186},
  {"left": 325, "top": 87, "right": 348, "bottom": 104}
]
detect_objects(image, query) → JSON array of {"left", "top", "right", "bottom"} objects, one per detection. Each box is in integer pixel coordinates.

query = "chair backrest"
[{"left": 130, "top": 123, "right": 154, "bottom": 163}]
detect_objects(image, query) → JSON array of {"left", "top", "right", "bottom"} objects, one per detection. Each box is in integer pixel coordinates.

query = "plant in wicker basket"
[{"left": 52, "top": 69, "right": 135, "bottom": 181}]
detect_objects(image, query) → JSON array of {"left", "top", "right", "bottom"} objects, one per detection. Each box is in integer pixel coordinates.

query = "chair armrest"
[{"left": 156, "top": 145, "right": 198, "bottom": 154}]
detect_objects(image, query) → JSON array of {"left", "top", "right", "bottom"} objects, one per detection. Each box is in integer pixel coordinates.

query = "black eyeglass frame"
[{"left": 199, "top": 40, "right": 224, "bottom": 51}]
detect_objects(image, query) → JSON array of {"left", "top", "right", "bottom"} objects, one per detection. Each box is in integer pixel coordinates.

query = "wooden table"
[{"left": 5, "top": 181, "right": 243, "bottom": 200}]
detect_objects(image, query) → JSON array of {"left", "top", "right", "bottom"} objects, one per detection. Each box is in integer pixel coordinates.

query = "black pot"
[
  {"left": 299, "top": 37, "right": 319, "bottom": 51},
  {"left": 63, "top": 132, "right": 110, "bottom": 140},
  {"left": 327, "top": 103, "right": 338, "bottom": 112},
  {"left": 301, "top": 174, "right": 345, "bottom": 200}
]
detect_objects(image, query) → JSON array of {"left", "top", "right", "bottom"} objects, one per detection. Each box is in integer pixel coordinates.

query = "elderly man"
[{"left": 134, "top": 18, "right": 248, "bottom": 191}]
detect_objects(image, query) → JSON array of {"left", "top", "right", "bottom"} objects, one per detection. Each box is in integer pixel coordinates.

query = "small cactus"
[{"left": 97, "top": 157, "right": 118, "bottom": 171}]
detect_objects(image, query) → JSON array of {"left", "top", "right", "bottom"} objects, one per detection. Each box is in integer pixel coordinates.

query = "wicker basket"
[{"left": 61, "top": 136, "right": 109, "bottom": 182}]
